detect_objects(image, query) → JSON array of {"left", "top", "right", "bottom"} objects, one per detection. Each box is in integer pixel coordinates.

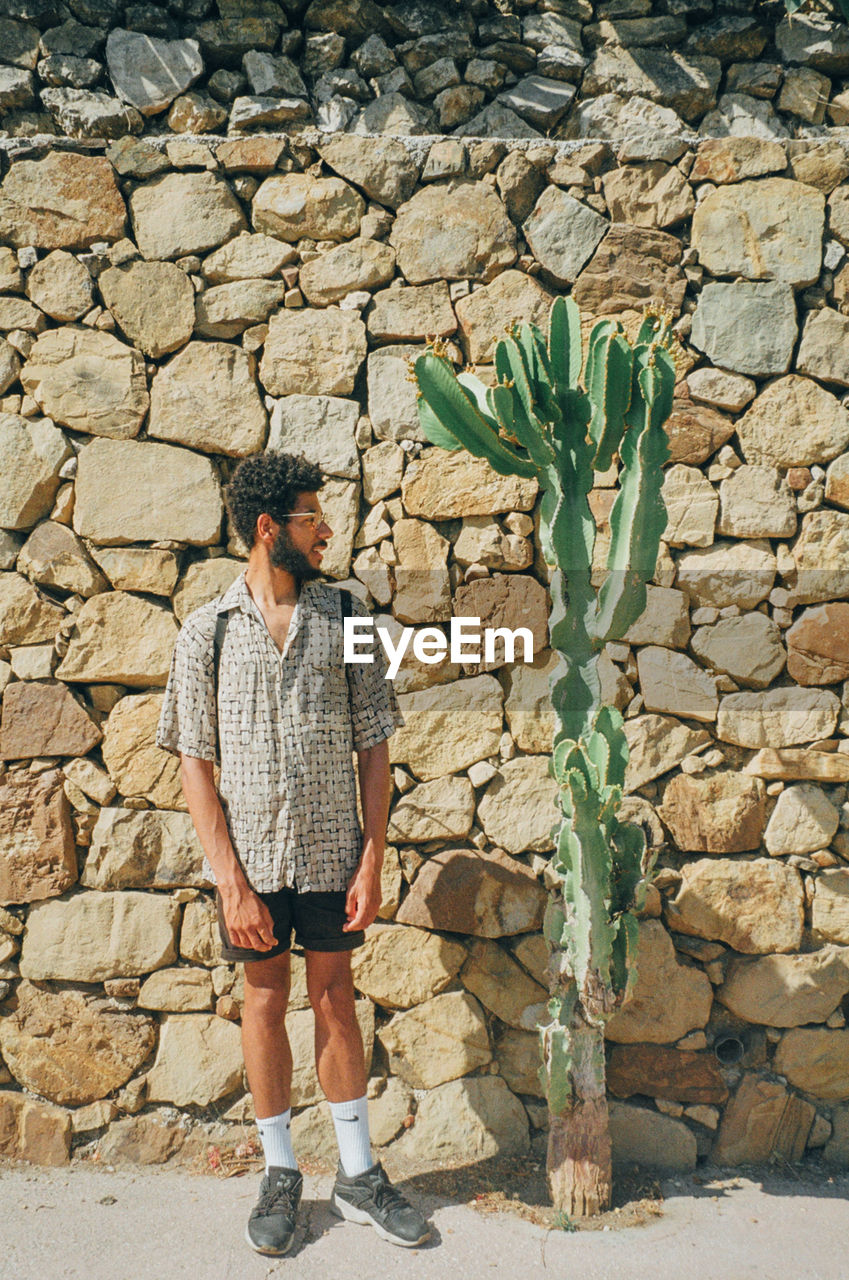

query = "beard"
[{"left": 269, "top": 526, "right": 322, "bottom": 581}]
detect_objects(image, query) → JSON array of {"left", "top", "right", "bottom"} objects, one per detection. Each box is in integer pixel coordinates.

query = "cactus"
[{"left": 414, "top": 299, "right": 676, "bottom": 1217}]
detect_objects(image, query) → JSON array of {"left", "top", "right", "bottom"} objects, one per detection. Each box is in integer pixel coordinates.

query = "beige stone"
[
  {"left": 0, "top": 771, "right": 76, "bottom": 905},
  {"left": 102, "top": 693, "right": 184, "bottom": 810},
  {"left": 362, "top": 442, "right": 405, "bottom": 504},
  {"left": 26, "top": 250, "right": 93, "bottom": 322},
  {"left": 624, "top": 585, "right": 691, "bottom": 650},
  {"left": 99, "top": 260, "right": 195, "bottom": 358},
  {"left": 18, "top": 521, "right": 105, "bottom": 597},
  {"left": 495, "top": 1028, "right": 544, "bottom": 1098},
  {"left": 659, "top": 772, "right": 766, "bottom": 854},
  {"left": 391, "top": 517, "right": 452, "bottom": 624},
  {"left": 676, "top": 539, "right": 776, "bottom": 610},
  {"left": 390, "top": 181, "right": 516, "bottom": 284},
  {"left": 453, "top": 517, "right": 532, "bottom": 573},
  {"left": 608, "top": 1101, "right": 697, "bottom": 1172},
  {"left": 318, "top": 135, "right": 419, "bottom": 211},
  {"left": 737, "top": 377, "right": 849, "bottom": 468},
  {"left": 366, "top": 343, "right": 428, "bottom": 444},
  {"left": 20, "top": 890, "right": 179, "bottom": 981},
  {"left": 367, "top": 281, "right": 457, "bottom": 343},
  {"left": 692, "top": 178, "right": 825, "bottom": 287},
  {"left": 624, "top": 714, "right": 711, "bottom": 791},
  {"left": 396, "top": 846, "right": 546, "bottom": 938},
  {"left": 765, "top": 783, "right": 840, "bottom": 856},
  {"left": 391, "top": 1076, "right": 528, "bottom": 1164},
  {"left": 56, "top": 591, "right": 178, "bottom": 687},
  {"left": 661, "top": 464, "right": 718, "bottom": 548},
  {"left": 288, "top": 1002, "right": 374, "bottom": 1106},
  {"left": 773, "top": 1028, "right": 849, "bottom": 1101},
  {"left": 477, "top": 755, "right": 560, "bottom": 855},
  {"left": 97, "top": 1113, "right": 186, "bottom": 1166},
  {"left": 351, "top": 923, "right": 466, "bottom": 1010},
  {"left": 378, "top": 991, "right": 491, "bottom": 1089},
  {"left": 452, "top": 575, "right": 549, "bottom": 674},
  {"left": 717, "top": 687, "right": 840, "bottom": 748},
  {"left": 194, "top": 279, "right": 287, "bottom": 339},
  {"left": 0, "top": 1090, "right": 71, "bottom": 1166},
  {"left": 180, "top": 896, "right": 222, "bottom": 968},
  {"left": 0, "top": 572, "right": 64, "bottom": 645},
  {"left": 0, "top": 980, "right": 155, "bottom": 1106},
  {"left": 83, "top": 808, "right": 204, "bottom": 890},
  {"left": 665, "top": 399, "right": 737, "bottom": 467},
  {"left": 687, "top": 367, "right": 756, "bottom": 414},
  {"left": 0, "top": 414, "right": 71, "bottom": 532},
  {"left": 290, "top": 1101, "right": 336, "bottom": 1165},
  {"left": 201, "top": 231, "right": 296, "bottom": 283},
  {"left": 172, "top": 559, "right": 243, "bottom": 625},
  {"left": 260, "top": 307, "right": 366, "bottom": 398},
  {"left": 91, "top": 546, "right": 179, "bottom": 596},
  {"left": 666, "top": 858, "right": 804, "bottom": 954},
  {"left": 718, "top": 948, "right": 849, "bottom": 1027},
  {"left": 454, "top": 269, "right": 553, "bottom": 364},
  {"left": 149, "top": 342, "right": 267, "bottom": 456},
  {"left": 606, "top": 920, "right": 713, "bottom": 1044},
  {"left": 252, "top": 173, "right": 364, "bottom": 243},
  {"left": 812, "top": 869, "right": 849, "bottom": 945},
  {"left": 787, "top": 604, "right": 849, "bottom": 686},
  {"left": 0, "top": 680, "right": 101, "bottom": 761},
  {"left": 790, "top": 511, "right": 849, "bottom": 607},
  {"left": 387, "top": 775, "right": 475, "bottom": 844},
  {"left": 137, "top": 967, "right": 215, "bottom": 1013},
  {"left": 462, "top": 938, "right": 547, "bottom": 1031},
  {"left": 390, "top": 674, "right": 503, "bottom": 781},
  {"left": 130, "top": 172, "right": 247, "bottom": 260},
  {"left": 299, "top": 238, "right": 396, "bottom": 307},
  {"left": 73, "top": 438, "right": 223, "bottom": 546},
  {"left": 717, "top": 465, "right": 796, "bottom": 539},
  {"left": 317, "top": 477, "right": 359, "bottom": 581},
  {"left": 378, "top": 845, "right": 403, "bottom": 922},
  {"left": 690, "top": 612, "right": 786, "bottom": 689},
  {"left": 369, "top": 1077, "right": 414, "bottom": 1146},
  {"left": 0, "top": 153, "right": 126, "bottom": 250},
  {"left": 745, "top": 748, "right": 849, "bottom": 784},
  {"left": 145, "top": 1013, "right": 244, "bottom": 1107},
  {"left": 602, "top": 162, "right": 695, "bottom": 229},
  {"left": 63, "top": 758, "right": 116, "bottom": 807},
  {"left": 796, "top": 307, "right": 849, "bottom": 388},
  {"left": 637, "top": 646, "right": 718, "bottom": 722},
  {"left": 21, "top": 328, "right": 148, "bottom": 440},
  {"left": 691, "top": 138, "right": 788, "bottom": 185},
  {"left": 712, "top": 1072, "right": 815, "bottom": 1165},
  {"left": 402, "top": 448, "right": 537, "bottom": 521},
  {"left": 502, "top": 648, "right": 559, "bottom": 753},
  {"left": 573, "top": 222, "right": 687, "bottom": 317}
]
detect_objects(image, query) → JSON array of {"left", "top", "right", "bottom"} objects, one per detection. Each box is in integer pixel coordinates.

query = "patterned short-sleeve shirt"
[{"left": 156, "top": 573, "right": 403, "bottom": 893}]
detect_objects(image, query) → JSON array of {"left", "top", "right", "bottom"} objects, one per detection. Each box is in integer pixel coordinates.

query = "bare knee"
[
  {"left": 307, "top": 961, "right": 356, "bottom": 1030},
  {"left": 243, "top": 954, "right": 291, "bottom": 1019}
]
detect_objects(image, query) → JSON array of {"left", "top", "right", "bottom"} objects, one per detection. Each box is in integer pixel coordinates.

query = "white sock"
[
  {"left": 329, "top": 1096, "right": 373, "bottom": 1178},
  {"left": 256, "top": 1108, "right": 297, "bottom": 1173}
]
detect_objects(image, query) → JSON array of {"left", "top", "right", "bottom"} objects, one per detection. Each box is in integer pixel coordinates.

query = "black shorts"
[{"left": 215, "top": 886, "right": 364, "bottom": 962}]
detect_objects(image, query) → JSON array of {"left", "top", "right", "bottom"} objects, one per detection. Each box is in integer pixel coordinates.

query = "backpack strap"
[
  {"left": 338, "top": 587, "right": 353, "bottom": 619},
  {"left": 211, "top": 611, "right": 229, "bottom": 763}
]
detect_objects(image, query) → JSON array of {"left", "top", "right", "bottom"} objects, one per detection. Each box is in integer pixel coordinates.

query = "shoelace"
[
  {"left": 255, "top": 1178, "right": 299, "bottom": 1219},
  {"left": 368, "top": 1172, "right": 410, "bottom": 1214}
]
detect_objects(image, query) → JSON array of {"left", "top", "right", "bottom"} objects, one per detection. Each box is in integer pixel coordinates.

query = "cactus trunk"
[{"left": 414, "top": 300, "right": 676, "bottom": 1217}]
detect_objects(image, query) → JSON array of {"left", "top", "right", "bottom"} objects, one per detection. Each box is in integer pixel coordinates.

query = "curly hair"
[{"left": 225, "top": 451, "right": 324, "bottom": 548}]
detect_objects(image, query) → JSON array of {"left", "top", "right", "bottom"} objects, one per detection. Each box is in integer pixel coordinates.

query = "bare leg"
[
  {"left": 241, "top": 951, "right": 292, "bottom": 1118},
  {"left": 305, "top": 950, "right": 367, "bottom": 1103}
]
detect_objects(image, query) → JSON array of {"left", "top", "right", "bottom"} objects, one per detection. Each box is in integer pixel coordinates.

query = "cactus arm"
[
  {"left": 487, "top": 382, "right": 554, "bottom": 470},
  {"left": 587, "top": 331, "right": 633, "bottom": 474},
  {"left": 416, "top": 396, "right": 464, "bottom": 451},
  {"left": 414, "top": 353, "right": 537, "bottom": 477},
  {"left": 548, "top": 295, "right": 583, "bottom": 394}
]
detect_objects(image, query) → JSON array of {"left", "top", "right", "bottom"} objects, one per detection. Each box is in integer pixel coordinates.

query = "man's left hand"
[{"left": 343, "top": 858, "right": 383, "bottom": 932}]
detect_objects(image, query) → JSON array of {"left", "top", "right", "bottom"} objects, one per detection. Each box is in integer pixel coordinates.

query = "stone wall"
[
  {"left": 4, "top": 0, "right": 849, "bottom": 147},
  {"left": 2, "top": 111, "right": 849, "bottom": 1174}
]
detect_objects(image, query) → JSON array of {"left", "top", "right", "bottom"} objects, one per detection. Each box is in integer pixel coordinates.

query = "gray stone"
[
  {"left": 351, "top": 92, "right": 433, "bottom": 137},
  {"left": 608, "top": 1101, "right": 697, "bottom": 1172},
  {"left": 523, "top": 186, "right": 607, "bottom": 288},
  {"left": 700, "top": 93, "right": 790, "bottom": 140},
  {"left": 242, "top": 49, "right": 306, "bottom": 98},
  {"left": 498, "top": 75, "right": 576, "bottom": 130},
  {"left": 583, "top": 47, "right": 721, "bottom": 122},
  {"left": 105, "top": 30, "right": 203, "bottom": 115},
  {"left": 691, "top": 613, "right": 786, "bottom": 690},
  {"left": 228, "top": 95, "right": 311, "bottom": 131},
  {"left": 562, "top": 92, "right": 688, "bottom": 146},
  {"left": 690, "top": 282, "right": 797, "bottom": 379},
  {"left": 797, "top": 308, "right": 849, "bottom": 388},
  {"left": 453, "top": 101, "right": 543, "bottom": 140},
  {"left": 366, "top": 344, "right": 425, "bottom": 444},
  {"left": 775, "top": 14, "right": 849, "bottom": 75},
  {"left": 41, "top": 87, "right": 143, "bottom": 139},
  {"left": 267, "top": 395, "right": 358, "bottom": 480},
  {"left": 130, "top": 173, "right": 247, "bottom": 261}
]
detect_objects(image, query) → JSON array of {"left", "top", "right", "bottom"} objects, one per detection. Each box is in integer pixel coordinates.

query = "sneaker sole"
[
  {"left": 330, "top": 1192, "right": 430, "bottom": 1248},
  {"left": 244, "top": 1223, "right": 295, "bottom": 1256}
]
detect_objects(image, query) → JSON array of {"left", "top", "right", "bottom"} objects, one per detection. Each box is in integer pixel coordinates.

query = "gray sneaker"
[
  {"left": 330, "top": 1161, "right": 430, "bottom": 1247},
  {"left": 246, "top": 1166, "right": 302, "bottom": 1255}
]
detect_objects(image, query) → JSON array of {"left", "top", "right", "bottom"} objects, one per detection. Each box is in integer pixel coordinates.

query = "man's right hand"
[{"left": 219, "top": 883, "right": 277, "bottom": 952}]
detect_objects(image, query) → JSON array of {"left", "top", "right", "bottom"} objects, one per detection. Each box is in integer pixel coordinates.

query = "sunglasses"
[{"left": 277, "top": 511, "right": 325, "bottom": 529}]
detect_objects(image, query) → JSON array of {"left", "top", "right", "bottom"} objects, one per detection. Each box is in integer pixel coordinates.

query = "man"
[{"left": 156, "top": 450, "right": 429, "bottom": 1255}]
